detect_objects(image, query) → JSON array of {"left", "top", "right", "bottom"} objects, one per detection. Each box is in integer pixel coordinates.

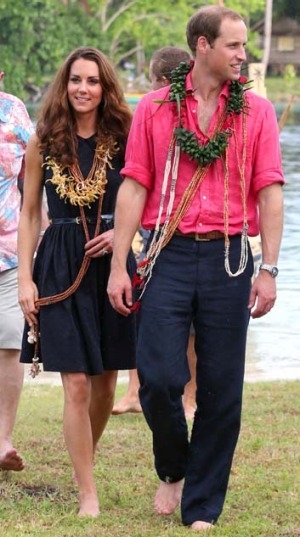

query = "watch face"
[{"left": 271, "top": 267, "right": 279, "bottom": 277}]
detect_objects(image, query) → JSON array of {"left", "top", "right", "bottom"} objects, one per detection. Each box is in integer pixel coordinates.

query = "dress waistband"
[
  {"left": 174, "top": 229, "right": 225, "bottom": 241},
  {"left": 49, "top": 214, "right": 113, "bottom": 225}
]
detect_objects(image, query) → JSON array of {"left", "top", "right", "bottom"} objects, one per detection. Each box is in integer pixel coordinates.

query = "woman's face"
[{"left": 67, "top": 58, "right": 103, "bottom": 117}]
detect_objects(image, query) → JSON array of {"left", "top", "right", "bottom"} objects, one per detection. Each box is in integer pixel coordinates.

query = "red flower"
[{"left": 239, "top": 76, "right": 248, "bottom": 84}]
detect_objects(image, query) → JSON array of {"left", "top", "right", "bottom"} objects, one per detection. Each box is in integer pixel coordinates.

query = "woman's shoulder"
[{"left": 26, "top": 133, "right": 43, "bottom": 165}]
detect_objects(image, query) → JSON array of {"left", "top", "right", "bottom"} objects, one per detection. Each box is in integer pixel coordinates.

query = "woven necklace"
[
  {"left": 169, "top": 61, "right": 249, "bottom": 166},
  {"left": 131, "top": 64, "right": 250, "bottom": 311},
  {"left": 45, "top": 135, "right": 118, "bottom": 207}
]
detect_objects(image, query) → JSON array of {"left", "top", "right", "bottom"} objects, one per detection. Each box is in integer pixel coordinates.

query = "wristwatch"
[{"left": 258, "top": 263, "right": 279, "bottom": 278}]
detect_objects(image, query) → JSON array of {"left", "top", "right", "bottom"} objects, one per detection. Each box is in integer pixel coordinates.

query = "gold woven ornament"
[{"left": 45, "top": 137, "right": 118, "bottom": 207}]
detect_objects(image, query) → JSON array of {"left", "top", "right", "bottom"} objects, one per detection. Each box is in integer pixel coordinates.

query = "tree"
[
  {"left": 0, "top": 0, "right": 274, "bottom": 99},
  {"left": 262, "top": 0, "right": 273, "bottom": 69}
]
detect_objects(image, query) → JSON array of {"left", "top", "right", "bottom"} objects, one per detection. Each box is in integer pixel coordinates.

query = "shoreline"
[{"left": 24, "top": 364, "right": 300, "bottom": 387}]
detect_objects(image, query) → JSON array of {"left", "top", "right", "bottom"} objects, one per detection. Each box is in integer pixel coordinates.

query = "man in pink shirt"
[{"left": 108, "top": 6, "right": 284, "bottom": 531}]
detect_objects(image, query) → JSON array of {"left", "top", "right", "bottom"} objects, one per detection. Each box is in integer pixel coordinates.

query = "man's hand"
[
  {"left": 248, "top": 271, "right": 277, "bottom": 318},
  {"left": 107, "top": 268, "right": 133, "bottom": 316}
]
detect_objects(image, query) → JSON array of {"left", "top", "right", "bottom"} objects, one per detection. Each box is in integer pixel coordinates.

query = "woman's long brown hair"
[{"left": 36, "top": 46, "right": 132, "bottom": 164}]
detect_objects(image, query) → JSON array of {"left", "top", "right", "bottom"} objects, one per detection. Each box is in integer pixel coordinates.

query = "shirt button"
[
  {"left": 203, "top": 195, "right": 207, "bottom": 200},
  {"left": 199, "top": 222, "right": 202, "bottom": 227}
]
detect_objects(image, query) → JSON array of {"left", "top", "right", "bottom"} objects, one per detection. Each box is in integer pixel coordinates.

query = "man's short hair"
[{"left": 186, "top": 6, "right": 244, "bottom": 55}]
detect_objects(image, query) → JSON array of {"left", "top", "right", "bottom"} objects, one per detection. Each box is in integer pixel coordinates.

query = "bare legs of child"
[{"left": 112, "top": 335, "right": 197, "bottom": 420}]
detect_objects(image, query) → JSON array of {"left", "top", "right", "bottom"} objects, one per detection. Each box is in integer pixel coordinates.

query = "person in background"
[
  {"left": 0, "top": 70, "right": 33, "bottom": 471},
  {"left": 112, "top": 46, "right": 197, "bottom": 420},
  {"left": 108, "top": 6, "right": 284, "bottom": 531},
  {"left": 18, "top": 47, "right": 136, "bottom": 517}
]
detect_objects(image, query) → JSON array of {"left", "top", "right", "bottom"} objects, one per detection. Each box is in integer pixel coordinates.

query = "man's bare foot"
[
  {"left": 154, "top": 479, "right": 183, "bottom": 515},
  {"left": 191, "top": 521, "right": 214, "bottom": 531},
  {"left": 0, "top": 448, "right": 24, "bottom": 472},
  {"left": 78, "top": 491, "right": 99, "bottom": 517},
  {"left": 112, "top": 395, "right": 142, "bottom": 415}
]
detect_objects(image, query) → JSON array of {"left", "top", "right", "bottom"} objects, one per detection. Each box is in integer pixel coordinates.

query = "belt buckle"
[
  {"left": 75, "top": 216, "right": 82, "bottom": 224},
  {"left": 195, "top": 232, "right": 210, "bottom": 241}
]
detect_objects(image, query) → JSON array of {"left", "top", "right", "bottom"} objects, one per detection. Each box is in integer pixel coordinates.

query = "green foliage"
[
  {"left": 0, "top": 0, "right": 294, "bottom": 100},
  {"left": 0, "top": 0, "right": 107, "bottom": 99},
  {"left": 273, "top": 0, "right": 300, "bottom": 21},
  {"left": 283, "top": 64, "right": 296, "bottom": 83}
]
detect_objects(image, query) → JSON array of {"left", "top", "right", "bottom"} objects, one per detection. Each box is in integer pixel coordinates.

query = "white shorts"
[{"left": 0, "top": 268, "right": 24, "bottom": 350}]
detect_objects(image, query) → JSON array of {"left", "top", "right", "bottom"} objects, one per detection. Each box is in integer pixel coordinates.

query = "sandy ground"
[{"left": 24, "top": 361, "right": 299, "bottom": 387}]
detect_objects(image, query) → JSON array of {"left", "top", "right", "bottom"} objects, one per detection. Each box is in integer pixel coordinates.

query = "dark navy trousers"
[{"left": 137, "top": 234, "right": 253, "bottom": 525}]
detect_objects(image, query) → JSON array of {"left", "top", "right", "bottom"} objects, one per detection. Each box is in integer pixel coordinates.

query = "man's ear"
[
  {"left": 161, "top": 76, "right": 169, "bottom": 87},
  {"left": 197, "top": 36, "right": 210, "bottom": 54}
]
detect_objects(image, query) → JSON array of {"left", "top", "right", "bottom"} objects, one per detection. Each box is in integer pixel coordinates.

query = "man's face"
[{"left": 205, "top": 18, "right": 247, "bottom": 82}]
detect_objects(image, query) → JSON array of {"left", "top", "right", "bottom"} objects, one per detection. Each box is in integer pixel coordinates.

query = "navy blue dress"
[{"left": 21, "top": 135, "right": 136, "bottom": 374}]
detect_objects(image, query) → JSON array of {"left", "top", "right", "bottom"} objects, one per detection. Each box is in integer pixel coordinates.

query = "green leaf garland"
[{"left": 169, "top": 62, "right": 248, "bottom": 166}]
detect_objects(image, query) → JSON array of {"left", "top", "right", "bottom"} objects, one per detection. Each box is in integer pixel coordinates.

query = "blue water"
[{"left": 245, "top": 125, "right": 300, "bottom": 381}]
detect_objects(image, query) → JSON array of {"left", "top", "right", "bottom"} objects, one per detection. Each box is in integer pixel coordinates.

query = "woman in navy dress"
[{"left": 18, "top": 47, "right": 136, "bottom": 517}]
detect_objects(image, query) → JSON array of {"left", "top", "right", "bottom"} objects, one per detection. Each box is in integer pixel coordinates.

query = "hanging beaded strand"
[{"left": 223, "top": 106, "right": 249, "bottom": 277}]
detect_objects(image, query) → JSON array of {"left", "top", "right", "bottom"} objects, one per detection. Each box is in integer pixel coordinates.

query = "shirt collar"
[{"left": 185, "top": 72, "right": 230, "bottom": 104}]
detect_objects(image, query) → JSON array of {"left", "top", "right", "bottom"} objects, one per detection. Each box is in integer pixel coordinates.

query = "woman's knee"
[
  {"left": 62, "top": 372, "right": 90, "bottom": 406},
  {"left": 91, "top": 371, "right": 117, "bottom": 400}
]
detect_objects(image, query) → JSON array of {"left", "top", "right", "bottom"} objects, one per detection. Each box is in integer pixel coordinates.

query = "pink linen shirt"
[
  {"left": 0, "top": 92, "right": 33, "bottom": 272},
  {"left": 122, "top": 73, "right": 284, "bottom": 236}
]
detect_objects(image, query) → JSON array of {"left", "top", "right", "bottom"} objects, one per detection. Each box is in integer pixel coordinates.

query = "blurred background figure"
[
  {"left": 0, "top": 70, "right": 33, "bottom": 471},
  {"left": 112, "top": 47, "right": 197, "bottom": 420}
]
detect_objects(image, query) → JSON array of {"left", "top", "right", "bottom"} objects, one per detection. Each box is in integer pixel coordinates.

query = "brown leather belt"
[{"left": 174, "top": 229, "right": 225, "bottom": 241}]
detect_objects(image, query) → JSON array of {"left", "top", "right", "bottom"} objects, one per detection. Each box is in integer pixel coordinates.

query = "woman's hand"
[
  {"left": 18, "top": 279, "right": 39, "bottom": 326},
  {"left": 84, "top": 229, "right": 114, "bottom": 258}
]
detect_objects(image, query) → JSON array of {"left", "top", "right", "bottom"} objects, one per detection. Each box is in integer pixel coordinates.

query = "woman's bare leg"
[
  {"left": 90, "top": 370, "right": 118, "bottom": 452},
  {"left": 61, "top": 372, "right": 99, "bottom": 517}
]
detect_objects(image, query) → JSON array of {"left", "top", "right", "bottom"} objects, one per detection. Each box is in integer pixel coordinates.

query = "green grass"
[{"left": 0, "top": 381, "right": 299, "bottom": 536}]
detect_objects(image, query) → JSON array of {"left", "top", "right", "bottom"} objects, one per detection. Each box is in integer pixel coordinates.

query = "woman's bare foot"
[
  {"left": 0, "top": 447, "right": 24, "bottom": 471},
  {"left": 112, "top": 395, "right": 142, "bottom": 415},
  {"left": 154, "top": 479, "right": 183, "bottom": 515},
  {"left": 78, "top": 490, "right": 99, "bottom": 517},
  {"left": 191, "top": 521, "right": 214, "bottom": 531}
]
